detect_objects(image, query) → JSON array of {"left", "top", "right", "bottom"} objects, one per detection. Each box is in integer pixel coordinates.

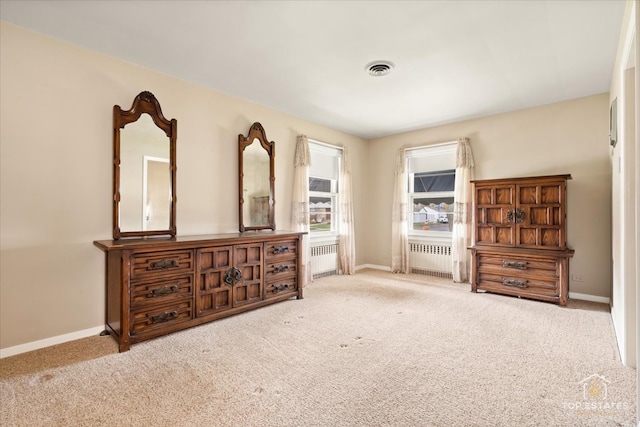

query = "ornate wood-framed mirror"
[
  {"left": 238, "top": 122, "right": 275, "bottom": 232},
  {"left": 113, "top": 91, "right": 177, "bottom": 239}
]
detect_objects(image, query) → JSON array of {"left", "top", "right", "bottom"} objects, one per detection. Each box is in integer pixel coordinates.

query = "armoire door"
[
  {"left": 474, "top": 184, "right": 516, "bottom": 247},
  {"left": 515, "top": 181, "right": 566, "bottom": 250}
]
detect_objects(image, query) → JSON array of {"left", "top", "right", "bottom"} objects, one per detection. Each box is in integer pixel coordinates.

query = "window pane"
[
  {"left": 413, "top": 170, "right": 455, "bottom": 192},
  {"left": 310, "top": 196, "right": 333, "bottom": 231},
  {"left": 412, "top": 196, "right": 454, "bottom": 231},
  {"left": 309, "top": 177, "right": 331, "bottom": 192}
]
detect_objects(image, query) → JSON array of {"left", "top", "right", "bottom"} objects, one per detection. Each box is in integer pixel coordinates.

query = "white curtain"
[
  {"left": 292, "top": 135, "right": 312, "bottom": 286},
  {"left": 452, "top": 137, "right": 475, "bottom": 283},
  {"left": 391, "top": 147, "right": 409, "bottom": 273},
  {"left": 338, "top": 147, "right": 355, "bottom": 274}
]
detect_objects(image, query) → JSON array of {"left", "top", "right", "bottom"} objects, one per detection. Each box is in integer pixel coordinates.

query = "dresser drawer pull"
[
  {"left": 273, "top": 283, "right": 290, "bottom": 293},
  {"left": 150, "top": 259, "right": 179, "bottom": 270},
  {"left": 273, "top": 246, "right": 290, "bottom": 254},
  {"left": 149, "top": 285, "right": 179, "bottom": 297},
  {"left": 502, "top": 261, "right": 527, "bottom": 270},
  {"left": 503, "top": 278, "right": 528, "bottom": 288},
  {"left": 150, "top": 310, "right": 178, "bottom": 324},
  {"left": 274, "top": 264, "right": 290, "bottom": 273}
]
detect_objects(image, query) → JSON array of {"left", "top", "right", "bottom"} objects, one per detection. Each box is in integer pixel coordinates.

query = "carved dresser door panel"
[
  {"left": 232, "top": 243, "right": 264, "bottom": 307},
  {"left": 196, "top": 246, "right": 234, "bottom": 316}
]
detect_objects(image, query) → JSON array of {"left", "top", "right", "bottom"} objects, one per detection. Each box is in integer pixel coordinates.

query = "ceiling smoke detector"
[{"left": 365, "top": 61, "right": 394, "bottom": 77}]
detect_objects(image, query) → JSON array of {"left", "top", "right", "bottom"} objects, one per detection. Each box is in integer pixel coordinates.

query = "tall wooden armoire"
[{"left": 470, "top": 174, "right": 574, "bottom": 305}]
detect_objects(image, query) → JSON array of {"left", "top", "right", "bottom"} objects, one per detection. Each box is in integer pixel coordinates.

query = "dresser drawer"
[
  {"left": 264, "top": 240, "right": 298, "bottom": 261},
  {"left": 265, "top": 277, "right": 297, "bottom": 299},
  {"left": 265, "top": 259, "right": 297, "bottom": 281},
  {"left": 131, "top": 300, "right": 193, "bottom": 337},
  {"left": 131, "top": 274, "right": 194, "bottom": 308},
  {"left": 131, "top": 250, "right": 194, "bottom": 279}
]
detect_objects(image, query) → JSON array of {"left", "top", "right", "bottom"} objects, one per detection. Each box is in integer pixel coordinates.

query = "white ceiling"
[{"left": 0, "top": 0, "right": 626, "bottom": 139}]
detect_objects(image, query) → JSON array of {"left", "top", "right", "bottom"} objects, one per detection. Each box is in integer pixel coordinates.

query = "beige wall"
[
  {"left": 0, "top": 22, "right": 368, "bottom": 349},
  {"left": 366, "top": 94, "right": 612, "bottom": 299},
  {"left": 0, "top": 20, "right": 617, "bottom": 351},
  {"left": 607, "top": 0, "right": 637, "bottom": 370}
]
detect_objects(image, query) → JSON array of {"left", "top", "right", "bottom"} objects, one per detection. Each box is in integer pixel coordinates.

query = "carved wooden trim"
[
  {"left": 114, "top": 91, "right": 173, "bottom": 137},
  {"left": 239, "top": 122, "right": 274, "bottom": 155}
]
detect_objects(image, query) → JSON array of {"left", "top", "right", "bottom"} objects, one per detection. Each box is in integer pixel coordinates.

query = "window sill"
[
  {"left": 310, "top": 234, "right": 339, "bottom": 245},
  {"left": 408, "top": 234, "right": 453, "bottom": 244}
]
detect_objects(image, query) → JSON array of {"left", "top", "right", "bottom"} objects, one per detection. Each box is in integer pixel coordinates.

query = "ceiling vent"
[{"left": 365, "top": 61, "right": 394, "bottom": 77}]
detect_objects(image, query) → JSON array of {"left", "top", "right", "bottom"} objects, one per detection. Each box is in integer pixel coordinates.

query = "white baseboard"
[
  {"left": 355, "top": 264, "right": 391, "bottom": 272},
  {"left": 0, "top": 325, "right": 104, "bottom": 359},
  {"left": 353, "top": 267, "right": 611, "bottom": 305},
  {"left": 569, "top": 292, "right": 610, "bottom": 304}
]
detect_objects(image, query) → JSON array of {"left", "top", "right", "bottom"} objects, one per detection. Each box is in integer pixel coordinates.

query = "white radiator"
[
  {"left": 409, "top": 241, "right": 452, "bottom": 279},
  {"left": 311, "top": 243, "right": 339, "bottom": 279}
]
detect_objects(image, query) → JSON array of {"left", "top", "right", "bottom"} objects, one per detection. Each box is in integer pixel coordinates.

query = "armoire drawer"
[
  {"left": 476, "top": 272, "right": 559, "bottom": 297},
  {"left": 131, "top": 250, "right": 194, "bottom": 279},
  {"left": 476, "top": 253, "right": 558, "bottom": 280},
  {"left": 131, "top": 274, "right": 194, "bottom": 308}
]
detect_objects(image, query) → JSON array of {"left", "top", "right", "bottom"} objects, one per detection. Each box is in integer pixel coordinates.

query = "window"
[
  {"left": 308, "top": 140, "right": 341, "bottom": 236},
  {"left": 407, "top": 143, "right": 456, "bottom": 237}
]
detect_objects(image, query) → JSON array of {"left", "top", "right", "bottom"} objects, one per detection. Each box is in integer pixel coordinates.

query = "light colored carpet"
[{"left": 1, "top": 269, "right": 637, "bottom": 426}]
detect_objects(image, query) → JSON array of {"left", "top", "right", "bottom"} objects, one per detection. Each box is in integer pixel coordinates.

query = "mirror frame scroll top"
[
  {"left": 113, "top": 91, "right": 177, "bottom": 239},
  {"left": 239, "top": 122, "right": 275, "bottom": 232}
]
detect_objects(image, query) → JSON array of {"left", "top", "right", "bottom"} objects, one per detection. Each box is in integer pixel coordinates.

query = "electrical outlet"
[{"left": 571, "top": 274, "right": 584, "bottom": 282}]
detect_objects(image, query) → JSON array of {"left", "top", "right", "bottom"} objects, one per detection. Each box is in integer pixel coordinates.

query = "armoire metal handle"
[
  {"left": 503, "top": 278, "right": 528, "bottom": 288},
  {"left": 502, "top": 261, "right": 527, "bottom": 270}
]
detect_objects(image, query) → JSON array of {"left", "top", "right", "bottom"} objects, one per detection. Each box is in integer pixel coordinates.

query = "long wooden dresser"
[
  {"left": 94, "top": 231, "right": 304, "bottom": 352},
  {"left": 470, "top": 175, "right": 574, "bottom": 305}
]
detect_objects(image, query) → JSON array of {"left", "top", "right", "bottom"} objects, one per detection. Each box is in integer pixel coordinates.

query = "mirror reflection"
[
  {"left": 119, "top": 113, "right": 171, "bottom": 232},
  {"left": 243, "top": 138, "right": 271, "bottom": 227},
  {"left": 238, "top": 122, "right": 275, "bottom": 232}
]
